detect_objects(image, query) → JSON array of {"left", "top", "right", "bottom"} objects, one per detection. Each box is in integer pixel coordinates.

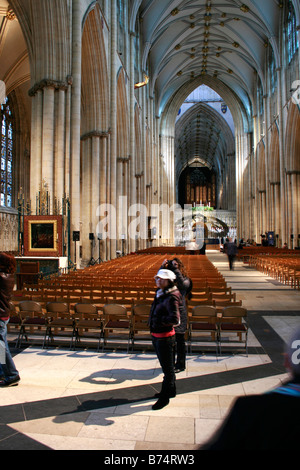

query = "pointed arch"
[
  {"left": 81, "top": 4, "right": 109, "bottom": 133},
  {"left": 257, "top": 141, "right": 266, "bottom": 191},
  {"left": 285, "top": 102, "right": 300, "bottom": 172},
  {"left": 116, "top": 68, "right": 129, "bottom": 159},
  {"left": 269, "top": 122, "right": 280, "bottom": 183}
]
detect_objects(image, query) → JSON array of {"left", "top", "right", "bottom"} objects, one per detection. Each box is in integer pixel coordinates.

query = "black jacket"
[
  {"left": 0, "top": 272, "right": 15, "bottom": 320},
  {"left": 149, "top": 286, "right": 182, "bottom": 335}
]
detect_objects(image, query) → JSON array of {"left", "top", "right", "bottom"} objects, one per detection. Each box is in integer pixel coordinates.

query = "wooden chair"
[
  {"left": 188, "top": 305, "right": 219, "bottom": 354},
  {"left": 17, "top": 300, "right": 48, "bottom": 348},
  {"left": 73, "top": 303, "right": 103, "bottom": 351},
  {"left": 187, "top": 296, "right": 213, "bottom": 316},
  {"left": 102, "top": 303, "right": 132, "bottom": 352},
  {"left": 218, "top": 306, "right": 248, "bottom": 355},
  {"left": 131, "top": 303, "right": 152, "bottom": 350},
  {"left": 7, "top": 302, "right": 22, "bottom": 345},
  {"left": 45, "top": 302, "right": 75, "bottom": 349}
]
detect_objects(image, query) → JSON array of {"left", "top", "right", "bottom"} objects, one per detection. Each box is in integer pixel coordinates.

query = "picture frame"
[{"left": 23, "top": 215, "right": 63, "bottom": 257}]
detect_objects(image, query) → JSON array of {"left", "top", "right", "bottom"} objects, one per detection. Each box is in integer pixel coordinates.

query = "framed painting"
[{"left": 23, "top": 215, "right": 63, "bottom": 257}]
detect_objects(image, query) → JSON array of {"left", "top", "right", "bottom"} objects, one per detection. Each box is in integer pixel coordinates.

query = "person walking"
[
  {"left": 224, "top": 238, "right": 238, "bottom": 270},
  {"left": 149, "top": 268, "right": 182, "bottom": 410},
  {"left": 0, "top": 253, "right": 20, "bottom": 387}
]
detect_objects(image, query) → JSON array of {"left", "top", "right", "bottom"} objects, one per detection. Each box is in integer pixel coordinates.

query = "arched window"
[
  {"left": 269, "top": 48, "right": 277, "bottom": 95},
  {"left": 1, "top": 98, "right": 13, "bottom": 208},
  {"left": 286, "top": 1, "right": 299, "bottom": 64},
  {"left": 117, "top": 0, "right": 125, "bottom": 60}
]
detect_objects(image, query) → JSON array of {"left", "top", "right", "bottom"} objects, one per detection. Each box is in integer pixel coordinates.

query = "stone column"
[
  {"left": 129, "top": 31, "right": 136, "bottom": 253},
  {"left": 30, "top": 90, "right": 43, "bottom": 210},
  {"left": 109, "top": 0, "right": 117, "bottom": 259},
  {"left": 70, "top": 0, "right": 82, "bottom": 264},
  {"left": 54, "top": 88, "right": 66, "bottom": 206},
  {"left": 29, "top": 80, "right": 70, "bottom": 213}
]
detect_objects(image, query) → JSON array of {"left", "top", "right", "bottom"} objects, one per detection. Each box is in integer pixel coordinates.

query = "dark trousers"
[
  {"left": 174, "top": 333, "right": 186, "bottom": 369},
  {"left": 228, "top": 255, "right": 236, "bottom": 270},
  {"left": 0, "top": 319, "right": 19, "bottom": 380},
  {"left": 152, "top": 335, "right": 176, "bottom": 397}
]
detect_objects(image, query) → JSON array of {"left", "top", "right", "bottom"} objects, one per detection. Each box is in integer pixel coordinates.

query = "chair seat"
[
  {"left": 23, "top": 317, "right": 47, "bottom": 325},
  {"left": 9, "top": 315, "right": 22, "bottom": 325},
  {"left": 191, "top": 322, "right": 217, "bottom": 331},
  {"left": 49, "top": 319, "right": 74, "bottom": 327},
  {"left": 220, "top": 323, "right": 247, "bottom": 331},
  {"left": 105, "top": 320, "right": 130, "bottom": 329},
  {"left": 76, "top": 320, "right": 102, "bottom": 328}
]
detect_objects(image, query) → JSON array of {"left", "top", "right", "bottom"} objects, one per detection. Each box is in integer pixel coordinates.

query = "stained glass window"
[
  {"left": 287, "top": 1, "right": 299, "bottom": 64},
  {"left": 1, "top": 98, "right": 13, "bottom": 208}
]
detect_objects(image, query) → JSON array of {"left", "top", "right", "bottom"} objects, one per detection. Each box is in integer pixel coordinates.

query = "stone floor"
[{"left": 1, "top": 251, "right": 300, "bottom": 452}]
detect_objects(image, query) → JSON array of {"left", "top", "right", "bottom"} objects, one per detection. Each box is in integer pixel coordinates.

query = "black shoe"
[
  {"left": 152, "top": 397, "right": 169, "bottom": 410},
  {"left": 174, "top": 367, "right": 185, "bottom": 373},
  {"left": 0, "top": 375, "right": 20, "bottom": 387}
]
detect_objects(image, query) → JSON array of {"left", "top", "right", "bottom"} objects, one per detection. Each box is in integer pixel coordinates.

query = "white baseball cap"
[{"left": 155, "top": 269, "right": 176, "bottom": 281}]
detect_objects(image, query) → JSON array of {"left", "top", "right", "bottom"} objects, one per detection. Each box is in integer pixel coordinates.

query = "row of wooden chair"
[
  {"left": 8, "top": 300, "right": 248, "bottom": 354},
  {"left": 17, "top": 287, "right": 242, "bottom": 318},
  {"left": 237, "top": 247, "right": 295, "bottom": 263},
  {"left": 188, "top": 305, "right": 248, "bottom": 355},
  {"left": 247, "top": 253, "right": 300, "bottom": 289}
]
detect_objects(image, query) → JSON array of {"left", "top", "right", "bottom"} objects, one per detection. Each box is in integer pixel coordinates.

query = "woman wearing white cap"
[{"left": 149, "top": 268, "right": 182, "bottom": 410}]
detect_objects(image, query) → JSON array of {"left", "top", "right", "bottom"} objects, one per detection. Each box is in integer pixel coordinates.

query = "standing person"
[
  {"left": 0, "top": 253, "right": 20, "bottom": 387},
  {"left": 162, "top": 258, "right": 192, "bottom": 373},
  {"left": 149, "top": 268, "right": 182, "bottom": 410},
  {"left": 224, "top": 238, "right": 238, "bottom": 270}
]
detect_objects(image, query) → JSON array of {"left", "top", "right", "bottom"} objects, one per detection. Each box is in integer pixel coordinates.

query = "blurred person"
[
  {"left": 224, "top": 237, "right": 238, "bottom": 270},
  {"left": 161, "top": 258, "right": 192, "bottom": 372},
  {"left": 0, "top": 253, "right": 20, "bottom": 387},
  {"left": 149, "top": 268, "right": 182, "bottom": 410},
  {"left": 201, "top": 327, "right": 300, "bottom": 450}
]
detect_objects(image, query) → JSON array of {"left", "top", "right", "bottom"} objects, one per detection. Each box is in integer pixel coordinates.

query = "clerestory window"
[
  {"left": 1, "top": 98, "right": 13, "bottom": 208},
  {"left": 286, "top": 1, "right": 299, "bottom": 64}
]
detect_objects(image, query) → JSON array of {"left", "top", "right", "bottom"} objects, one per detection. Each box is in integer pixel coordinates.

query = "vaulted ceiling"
[
  {"left": 138, "top": 0, "right": 282, "bottom": 117},
  {"left": 137, "top": 0, "right": 286, "bottom": 188},
  {"left": 0, "top": 0, "right": 30, "bottom": 115}
]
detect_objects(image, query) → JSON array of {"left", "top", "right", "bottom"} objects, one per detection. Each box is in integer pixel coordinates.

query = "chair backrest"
[
  {"left": 19, "top": 300, "right": 43, "bottom": 313},
  {"left": 9, "top": 301, "right": 16, "bottom": 313},
  {"left": 74, "top": 303, "right": 98, "bottom": 314},
  {"left": 103, "top": 303, "right": 127, "bottom": 316},
  {"left": 46, "top": 302, "right": 69, "bottom": 313},
  {"left": 221, "top": 306, "right": 247, "bottom": 318},
  {"left": 191, "top": 306, "right": 217, "bottom": 317},
  {"left": 132, "top": 304, "right": 151, "bottom": 316}
]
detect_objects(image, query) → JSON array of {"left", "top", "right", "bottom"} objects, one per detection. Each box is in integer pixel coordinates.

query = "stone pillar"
[
  {"left": 30, "top": 90, "right": 43, "bottom": 210},
  {"left": 29, "top": 80, "right": 71, "bottom": 213},
  {"left": 129, "top": 32, "right": 136, "bottom": 253},
  {"left": 54, "top": 88, "right": 66, "bottom": 205},
  {"left": 109, "top": 0, "right": 117, "bottom": 259},
  {"left": 70, "top": 0, "right": 82, "bottom": 264}
]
